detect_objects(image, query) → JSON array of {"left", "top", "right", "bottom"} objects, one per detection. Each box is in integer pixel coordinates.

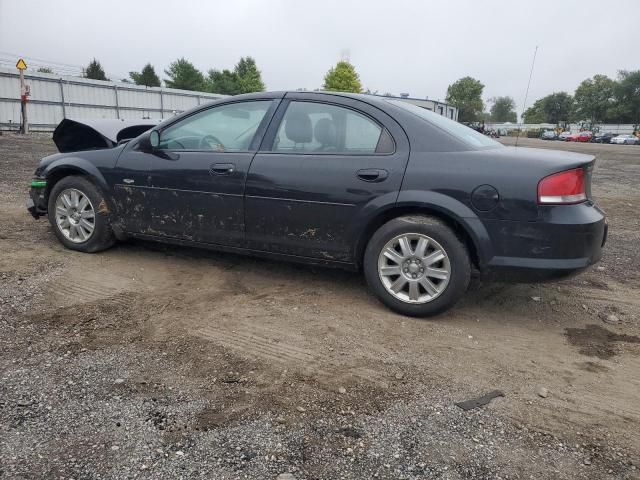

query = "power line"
[
  {"left": 0, "top": 51, "right": 129, "bottom": 80},
  {"left": 0, "top": 60, "right": 82, "bottom": 75},
  {"left": 0, "top": 50, "right": 84, "bottom": 70},
  {"left": 0, "top": 55, "right": 83, "bottom": 75}
]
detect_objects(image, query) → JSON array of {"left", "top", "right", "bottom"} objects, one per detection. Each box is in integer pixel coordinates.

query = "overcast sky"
[{"left": 0, "top": 0, "right": 636, "bottom": 116}]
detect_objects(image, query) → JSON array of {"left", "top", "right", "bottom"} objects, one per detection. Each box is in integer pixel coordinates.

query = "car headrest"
[
  {"left": 314, "top": 118, "right": 337, "bottom": 147},
  {"left": 284, "top": 111, "right": 312, "bottom": 143}
]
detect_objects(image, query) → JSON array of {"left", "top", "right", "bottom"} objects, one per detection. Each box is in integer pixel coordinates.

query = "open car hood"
[{"left": 52, "top": 118, "right": 160, "bottom": 153}]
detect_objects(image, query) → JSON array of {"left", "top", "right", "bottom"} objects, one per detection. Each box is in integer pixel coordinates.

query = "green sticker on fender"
[{"left": 31, "top": 180, "right": 47, "bottom": 188}]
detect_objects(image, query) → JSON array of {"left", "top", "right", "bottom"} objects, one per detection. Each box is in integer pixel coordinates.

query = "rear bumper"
[{"left": 482, "top": 202, "right": 607, "bottom": 282}]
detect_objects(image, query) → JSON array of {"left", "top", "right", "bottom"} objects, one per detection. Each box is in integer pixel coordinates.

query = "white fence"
[{"left": 0, "top": 67, "right": 227, "bottom": 132}]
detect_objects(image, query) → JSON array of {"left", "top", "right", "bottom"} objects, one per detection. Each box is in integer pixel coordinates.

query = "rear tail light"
[{"left": 538, "top": 168, "right": 587, "bottom": 204}]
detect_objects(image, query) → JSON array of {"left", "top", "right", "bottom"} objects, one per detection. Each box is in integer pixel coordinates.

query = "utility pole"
[{"left": 16, "top": 58, "right": 29, "bottom": 134}]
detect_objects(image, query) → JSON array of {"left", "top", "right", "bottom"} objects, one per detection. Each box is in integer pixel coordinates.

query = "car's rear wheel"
[
  {"left": 363, "top": 215, "right": 470, "bottom": 317},
  {"left": 47, "top": 176, "right": 115, "bottom": 253}
]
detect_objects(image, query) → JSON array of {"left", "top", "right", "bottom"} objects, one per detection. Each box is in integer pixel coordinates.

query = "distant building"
[
  {"left": 392, "top": 95, "right": 458, "bottom": 121},
  {"left": 372, "top": 93, "right": 458, "bottom": 121}
]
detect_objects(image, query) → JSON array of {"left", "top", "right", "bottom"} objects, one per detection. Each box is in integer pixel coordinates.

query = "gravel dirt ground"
[{"left": 1, "top": 134, "right": 639, "bottom": 479}]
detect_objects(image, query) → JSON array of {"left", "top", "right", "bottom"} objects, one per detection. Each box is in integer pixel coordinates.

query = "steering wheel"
[
  {"left": 199, "top": 134, "right": 224, "bottom": 151},
  {"left": 167, "top": 139, "right": 185, "bottom": 149}
]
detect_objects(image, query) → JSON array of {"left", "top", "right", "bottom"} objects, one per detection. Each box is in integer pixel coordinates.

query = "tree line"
[
  {"left": 82, "top": 57, "right": 265, "bottom": 95},
  {"left": 80, "top": 57, "right": 639, "bottom": 125},
  {"left": 441, "top": 77, "right": 517, "bottom": 123},
  {"left": 80, "top": 57, "right": 362, "bottom": 96},
  {"left": 522, "top": 72, "right": 640, "bottom": 125},
  {"left": 444, "top": 72, "right": 640, "bottom": 125}
]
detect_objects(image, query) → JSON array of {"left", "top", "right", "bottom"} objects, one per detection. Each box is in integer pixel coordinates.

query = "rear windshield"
[{"left": 387, "top": 99, "right": 503, "bottom": 149}]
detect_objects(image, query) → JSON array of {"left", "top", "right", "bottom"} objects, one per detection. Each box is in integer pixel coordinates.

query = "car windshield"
[{"left": 386, "top": 99, "right": 503, "bottom": 149}]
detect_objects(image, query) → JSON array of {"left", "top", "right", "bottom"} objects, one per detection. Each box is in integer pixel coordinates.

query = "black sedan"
[
  {"left": 592, "top": 132, "right": 616, "bottom": 144},
  {"left": 27, "top": 91, "right": 607, "bottom": 316}
]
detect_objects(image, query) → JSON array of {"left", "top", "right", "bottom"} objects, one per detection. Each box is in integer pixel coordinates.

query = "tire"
[
  {"left": 47, "top": 175, "right": 115, "bottom": 253},
  {"left": 363, "top": 215, "right": 471, "bottom": 317}
]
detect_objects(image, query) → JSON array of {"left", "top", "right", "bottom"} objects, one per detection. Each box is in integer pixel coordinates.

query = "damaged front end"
[
  {"left": 27, "top": 178, "right": 48, "bottom": 219},
  {"left": 53, "top": 118, "right": 159, "bottom": 153},
  {"left": 27, "top": 117, "right": 160, "bottom": 220}
]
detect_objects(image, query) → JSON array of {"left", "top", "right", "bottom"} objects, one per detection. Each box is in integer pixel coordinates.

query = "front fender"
[
  {"left": 43, "top": 156, "right": 111, "bottom": 194},
  {"left": 394, "top": 190, "right": 494, "bottom": 268}
]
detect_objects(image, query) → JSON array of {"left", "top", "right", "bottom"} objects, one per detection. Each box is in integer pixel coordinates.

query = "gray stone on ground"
[
  {"left": 603, "top": 314, "right": 619, "bottom": 324},
  {"left": 276, "top": 474, "right": 296, "bottom": 480}
]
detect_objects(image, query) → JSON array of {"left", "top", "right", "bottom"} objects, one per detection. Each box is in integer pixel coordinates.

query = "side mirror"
[
  {"left": 149, "top": 130, "right": 160, "bottom": 148},
  {"left": 138, "top": 130, "right": 160, "bottom": 152}
]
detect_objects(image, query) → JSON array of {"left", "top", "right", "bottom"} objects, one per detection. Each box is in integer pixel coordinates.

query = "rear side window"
[
  {"left": 387, "top": 99, "right": 502, "bottom": 149},
  {"left": 273, "top": 101, "right": 390, "bottom": 154}
]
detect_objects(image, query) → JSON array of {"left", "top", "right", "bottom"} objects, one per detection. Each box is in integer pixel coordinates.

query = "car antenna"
[{"left": 515, "top": 45, "right": 538, "bottom": 148}]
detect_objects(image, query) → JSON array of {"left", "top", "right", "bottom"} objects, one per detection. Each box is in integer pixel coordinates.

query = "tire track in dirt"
[
  {"left": 44, "top": 274, "right": 139, "bottom": 307},
  {"left": 197, "top": 323, "right": 391, "bottom": 388}
]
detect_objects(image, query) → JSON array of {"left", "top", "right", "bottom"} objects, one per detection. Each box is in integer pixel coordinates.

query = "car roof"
[{"left": 226, "top": 90, "right": 394, "bottom": 107}]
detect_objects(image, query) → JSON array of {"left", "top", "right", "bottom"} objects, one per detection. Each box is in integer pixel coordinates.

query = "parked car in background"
[
  {"left": 610, "top": 134, "right": 640, "bottom": 145},
  {"left": 566, "top": 131, "right": 592, "bottom": 142},
  {"left": 541, "top": 130, "right": 558, "bottom": 140},
  {"left": 579, "top": 131, "right": 593, "bottom": 142},
  {"left": 26, "top": 91, "right": 607, "bottom": 317},
  {"left": 592, "top": 132, "right": 616, "bottom": 144},
  {"left": 484, "top": 128, "right": 500, "bottom": 138},
  {"left": 558, "top": 131, "right": 572, "bottom": 141}
]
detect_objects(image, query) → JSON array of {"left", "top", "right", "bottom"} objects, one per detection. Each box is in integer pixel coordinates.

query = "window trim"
[
  {"left": 155, "top": 99, "right": 279, "bottom": 153},
  {"left": 262, "top": 99, "right": 396, "bottom": 156}
]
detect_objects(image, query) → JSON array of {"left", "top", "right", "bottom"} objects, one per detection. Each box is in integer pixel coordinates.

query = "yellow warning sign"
[{"left": 16, "top": 58, "right": 27, "bottom": 70}]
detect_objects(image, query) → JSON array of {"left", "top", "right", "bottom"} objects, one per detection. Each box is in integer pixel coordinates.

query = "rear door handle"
[
  {"left": 210, "top": 163, "right": 235, "bottom": 175},
  {"left": 357, "top": 168, "right": 388, "bottom": 182}
]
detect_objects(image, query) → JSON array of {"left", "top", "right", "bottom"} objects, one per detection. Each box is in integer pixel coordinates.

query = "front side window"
[
  {"left": 158, "top": 100, "right": 272, "bottom": 151},
  {"left": 273, "top": 101, "right": 384, "bottom": 154}
]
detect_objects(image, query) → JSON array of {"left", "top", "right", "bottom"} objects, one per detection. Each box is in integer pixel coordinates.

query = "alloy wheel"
[
  {"left": 54, "top": 188, "right": 96, "bottom": 243},
  {"left": 377, "top": 233, "right": 451, "bottom": 304}
]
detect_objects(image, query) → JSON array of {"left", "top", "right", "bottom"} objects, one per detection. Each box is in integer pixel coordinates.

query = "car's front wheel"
[
  {"left": 47, "top": 175, "right": 115, "bottom": 253},
  {"left": 363, "top": 215, "right": 471, "bottom": 317}
]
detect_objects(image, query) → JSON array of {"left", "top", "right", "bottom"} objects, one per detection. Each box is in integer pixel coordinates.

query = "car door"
[
  {"left": 244, "top": 93, "right": 410, "bottom": 262},
  {"left": 116, "top": 98, "right": 278, "bottom": 246},
  {"left": 110, "top": 143, "right": 155, "bottom": 234}
]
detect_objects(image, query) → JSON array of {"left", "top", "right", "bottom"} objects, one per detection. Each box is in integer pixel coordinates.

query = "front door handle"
[
  {"left": 210, "top": 163, "right": 235, "bottom": 175},
  {"left": 357, "top": 168, "right": 388, "bottom": 182}
]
